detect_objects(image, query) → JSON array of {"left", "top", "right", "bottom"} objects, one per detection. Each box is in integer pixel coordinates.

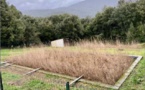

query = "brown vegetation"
[
  {"left": 8, "top": 47, "right": 134, "bottom": 85},
  {"left": 75, "top": 40, "right": 140, "bottom": 49}
]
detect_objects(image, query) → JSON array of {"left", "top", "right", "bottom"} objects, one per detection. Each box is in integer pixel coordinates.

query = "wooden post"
[
  {"left": 0, "top": 63, "right": 11, "bottom": 68},
  {"left": 66, "top": 82, "right": 70, "bottom": 90},
  {"left": 24, "top": 68, "right": 41, "bottom": 76},
  {"left": 69, "top": 75, "right": 83, "bottom": 86}
]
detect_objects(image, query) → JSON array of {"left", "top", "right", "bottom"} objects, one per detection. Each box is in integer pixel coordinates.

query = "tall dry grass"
[
  {"left": 7, "top": 48, "right": 133, "bottom": 85},
  {"left": 75, "top": 40, "right": 140, "bottom": 49}
]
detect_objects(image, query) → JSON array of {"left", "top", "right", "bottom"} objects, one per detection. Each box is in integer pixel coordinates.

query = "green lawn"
[
  {"left": 1, "top": 48, "right": 28, "bottom": 61},
  {"left": 1, "top": 47, "right": 145, "bottom": 90}
]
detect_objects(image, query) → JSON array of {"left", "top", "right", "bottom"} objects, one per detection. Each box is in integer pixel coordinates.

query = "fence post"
[
  {"left": 66, "top": 82, "right": 70, "bottom": 90},
  {"left": 0, "top": 72, "right": 3, "bottom": 90}
]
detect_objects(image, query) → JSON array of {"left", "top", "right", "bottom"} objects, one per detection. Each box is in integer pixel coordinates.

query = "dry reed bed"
[{"left": 8, "top": 48, "right": 134, "bottom": 85}]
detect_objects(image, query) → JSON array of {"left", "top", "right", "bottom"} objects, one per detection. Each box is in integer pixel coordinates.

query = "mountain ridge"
[{"left": 22, "top": 0, "right": 119, "bottom": 18}]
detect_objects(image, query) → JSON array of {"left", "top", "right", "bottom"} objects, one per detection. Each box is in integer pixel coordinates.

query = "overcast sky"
[{"left": 6, "top": 0, "right": 85, "bottom": 11}]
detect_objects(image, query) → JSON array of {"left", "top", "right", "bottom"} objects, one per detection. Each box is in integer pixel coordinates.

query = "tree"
[
  {"left": 22, "top": 16, "right": 41, "bottom": 46},
  {"left": 136, "top": 0, "right": 145, "bottom": 23},
  {"left": 126, "top": 23, "right": 136, "bottom": 42},
  {"left": 48, "top": 14, "right": 84, "bottom": 42},
  {"left": 118, "top": 0, "right": 125, "bottom": 6},
  {"left": 1, "top": 0, "right": 25, "bottom": 47},
  {"left": 38, "top": 18, "right": 55, "bottom": 44},
  {"left": 88, "top": 7, "right": 116, "bottom": 40},
  {"left": 59, "top": 15, "right": 84, "bottom": 41},
  {"left": 136, "top": 23, "right": 145, "bottom": 42},
  {"left": 81, "top": 17, "right": 92, "bottom": 38}
]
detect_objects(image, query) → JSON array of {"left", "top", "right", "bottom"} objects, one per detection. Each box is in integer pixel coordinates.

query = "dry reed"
[{"left": 7, "top": 48, "right": 133, "bottom": 85}]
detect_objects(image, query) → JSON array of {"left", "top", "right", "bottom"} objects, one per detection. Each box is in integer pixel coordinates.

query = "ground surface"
[{"left": 1, "top": 46, "right": 145, "bottom": 90}]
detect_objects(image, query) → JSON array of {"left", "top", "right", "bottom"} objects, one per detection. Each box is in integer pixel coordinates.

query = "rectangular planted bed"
[{"left": 5, "top": 49, "right": 142, "bottom": 89}]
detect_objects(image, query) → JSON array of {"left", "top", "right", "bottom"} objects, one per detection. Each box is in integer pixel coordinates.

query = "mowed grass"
[
  {"left": 1, "top": 43, "right": 145, "bottom": 90},
  {"left": 1, "top": 68, "right": 94, "bottom": 90},
  {"left": 2, "top": 72, "right": 66, "bottom": 90},
  {"left": 1, "top": 48, "right": 29, "bottom": 61}
]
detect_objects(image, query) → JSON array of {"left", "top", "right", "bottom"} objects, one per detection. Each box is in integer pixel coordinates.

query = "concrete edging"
[{"left": 114, "top": 55, "right": 142, "bottom": 89}]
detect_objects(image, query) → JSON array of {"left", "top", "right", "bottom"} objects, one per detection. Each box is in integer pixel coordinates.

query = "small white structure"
[{"left": 51, "top": 39, "right": 64, "bottom": 47}]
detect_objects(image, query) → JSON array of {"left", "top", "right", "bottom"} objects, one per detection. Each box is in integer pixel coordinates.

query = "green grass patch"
[
  {"left": 1, "top": 48, "right": 34, "bottom": 61},
  {"left": 2, "top": 72, "right": 21, "bottom": 81},
  {"left": 2, "top": 72, "right": 22, "bottom": 90},
  {"left": 45, "top": 74, "right": 59, "bottom": 79},
  {"left": 22, "top": 79, "right": 64, "bottom": 90},
  {"left": 120, "top": 55, "right": 145, "bottom": 90}
]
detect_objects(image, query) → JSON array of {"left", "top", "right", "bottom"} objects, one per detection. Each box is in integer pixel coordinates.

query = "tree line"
[{"left": 1, "top": 0, "right": 145, "bottom": 47}]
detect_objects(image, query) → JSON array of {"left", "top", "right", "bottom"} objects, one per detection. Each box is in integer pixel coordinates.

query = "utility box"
[{"left": 51, "top": 39, "right": 64, "bottom": 47}]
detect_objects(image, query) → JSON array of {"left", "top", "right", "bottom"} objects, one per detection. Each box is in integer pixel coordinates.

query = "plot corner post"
[
  {"left": 0, "top": 72, "right": 3, "bottom": 90},
  {"left": 66, "top": 82, "right": 70, "bottom": 90}
]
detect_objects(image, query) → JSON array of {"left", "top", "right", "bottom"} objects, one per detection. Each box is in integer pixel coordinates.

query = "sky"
[{"left": 6, "top": 0, "right": 85, "bottom": 11}]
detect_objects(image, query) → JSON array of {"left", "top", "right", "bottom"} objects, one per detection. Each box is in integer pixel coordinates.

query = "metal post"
[
  {"left": 66, "top": 82, "right": 70, "bottom": 90},
  {"left": 0, "top": 72, "right": 3, "bottom": 90}
]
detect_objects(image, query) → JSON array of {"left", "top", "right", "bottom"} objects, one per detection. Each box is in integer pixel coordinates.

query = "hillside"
[{"left": 22, "top": 0, "right": 119, "bottom": 18}]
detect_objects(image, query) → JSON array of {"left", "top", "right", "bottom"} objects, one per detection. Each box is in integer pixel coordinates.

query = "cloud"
[
  {"left": 6, "top": 0, "right": 85, "bottom": 11},
  {"left": 38, "top": 0, "right": 44, "bottom": 3}
]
